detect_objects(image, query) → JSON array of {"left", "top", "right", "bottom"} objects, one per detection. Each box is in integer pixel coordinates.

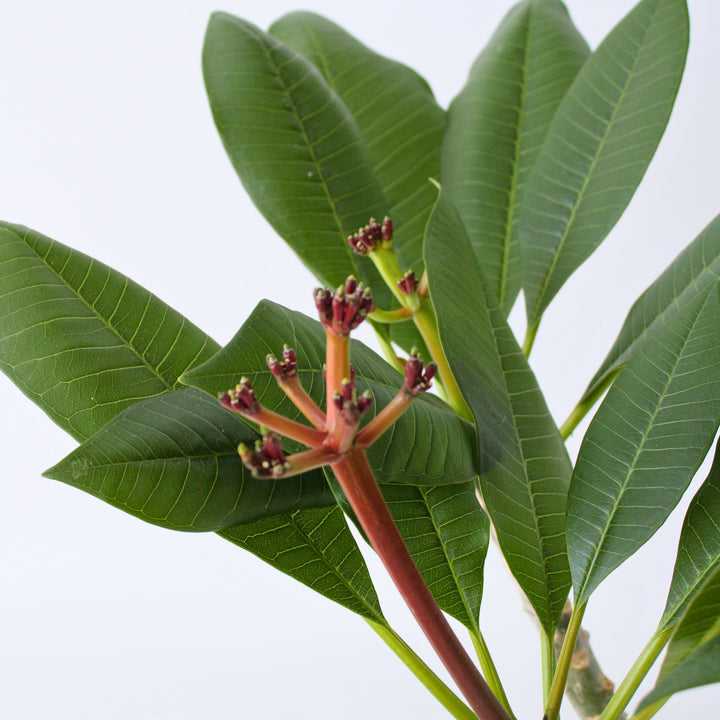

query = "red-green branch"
[{"left": 331, "top": 447, "right": 511, "bottom": 720}]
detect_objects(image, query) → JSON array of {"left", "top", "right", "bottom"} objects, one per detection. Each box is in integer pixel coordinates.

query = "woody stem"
[{"left": 331, "top": 447, "right": 511, "bottom": 720}]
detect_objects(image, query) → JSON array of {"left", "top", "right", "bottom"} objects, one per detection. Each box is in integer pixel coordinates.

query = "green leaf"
[
  {"left": 424, "top": 186, "right": 572, "bottom": 634},
  {"left": 181, "top": 299, "right": 477, "bottom": 486},
  {"left": 637, "top": 566, "right": 720, "bottom": 711},
  {"left": 661, "top": 440, "right": 720, "bottom": 630},
  {"left": 43, "top": 388, "right": 334, "bottom": 531},
  {"left": 583, "top": 214, "right": 720, "bottom": 404},
  {"left": 442, "top": 0, "right": 589, "bottom": 315},
  {"left": 519, "top": 0, "right": 689, "bottom": 327},
  {"left": 220, "top": 505, "right": 384, "bottom": 621},
  {"left": 269, "top": 11, "right": 445, "bottom": 280},
  {"left": 0, "top": 223, "right": 219, "bottom": 441},
  {"left": 202, "top": 12, "right": 390, "bottom": 306},
  {"left": 567, "top": 284, "right": 720, "bottom": 604}
]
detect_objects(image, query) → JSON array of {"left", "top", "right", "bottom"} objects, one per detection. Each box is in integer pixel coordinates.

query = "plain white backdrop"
[{"left": 1, "top": 1, "right": 719, "bottom": 718}]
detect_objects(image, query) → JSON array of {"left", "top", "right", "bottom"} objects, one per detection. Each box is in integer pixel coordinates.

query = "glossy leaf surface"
[
  {"left": 182, "top": 300, "right": 477, "bottom": 486},
  {"left": 661, "top": 441, "right": 720, "bottom": 629},
  {"left": 568, "top": 285, "right": 720, "bottom": 604},
  {"left": 221, "top": 505, "right": 383, "bottom": 621},
  {"left": 583, "top": 214, "right": 720, "bottom": 403},
  {"left": 0, "top": 223, "right": 218, "bottom": 441},
  {"left": 269, "top": 11, "right": 444, "bottom": 279},
  {"left": 442, "top": 0, "right": 589, "bottom": 315},
  {"left": 520, "top": 0, "right": 689, "bottom": 326},
  {"left": 44, "top": 388, "right": 334, "bottom": 531},
  {"left": 424, "top": 187, "right": 572, "bottom": 633},
  {"left": 638, "top": 566, "right": 720, "bottom": 710},
  {"left": 202, "top": 12, "right": 390, "bottom": 307}
]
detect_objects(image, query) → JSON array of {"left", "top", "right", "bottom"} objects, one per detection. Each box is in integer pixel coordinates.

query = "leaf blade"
[
  {"left": 442, "top": 0, "right": 589, "bottom": 314},
  {"left": 520, "top": 0, "right": 689, "bottom": 325},
  {"left": 583, "top": 214, "right": 720, "bottom": 404},
  {"left": 0, "top": 223, "right": 218, "bottom": 441},
  {"left": 202, "top": 12, "right": 390, "bottom": 304},
  {"left": 220, "top": 505, "right": 384, "bottom": 621},
  {"left": 661, "top": 440, "right": 720, "bottom": 630},
  {"left": 269, "top": 11, "right": 445, "bottom": 279},
  {"left": 424, "top": 187, "right": 572, "bottom": 633},
  {"left": 638, "top": 566, "right": 720, "bottom": 710},
  {"left": 43, "top": 388, "right": 335, "bottom": 531},
  {"left": 568, "top": 284, "right": 720, "bottom": 604}
]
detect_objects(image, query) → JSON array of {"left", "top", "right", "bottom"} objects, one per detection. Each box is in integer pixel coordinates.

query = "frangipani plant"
[{"left": 2, "top": 1, "right": 720, "bottom": 718}]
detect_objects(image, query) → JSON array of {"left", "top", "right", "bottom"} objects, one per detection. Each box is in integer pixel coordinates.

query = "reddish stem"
[
  {"left": 324, "top": 329, "right": 350, "bottom": 437},
  {"left": 331, "top": 447, "right": 511, "bottom": 720},
  {"left": 356, "top": 391, "right": 412, "bottom": 448},
  {"left": 277, "top": 376, "right": 327, "bottom": 430},
  {"left": 250, "top": 406, "right": 327, "bottom": 448}
]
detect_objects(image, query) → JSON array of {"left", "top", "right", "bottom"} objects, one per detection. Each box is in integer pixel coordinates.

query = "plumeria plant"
[{"left": 2, "top": 0, "right": 720, "bottom": 718}]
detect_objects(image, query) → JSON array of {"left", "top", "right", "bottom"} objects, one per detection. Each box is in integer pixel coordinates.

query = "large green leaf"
[
  {"left": 202, "top": 12, "right": 391, "bottom": 307},
  {"left": 442, "top": 0, "right": 589, "bottom": 315},
  {"left": 269, "top": 11, "right": 444, "bottom": 279},
  {"left": 567, "top": 284, "right": 720, "bottom": 604},
  {"left": 221, "top": 505, "right": 383, "bottom": 621},
  {"left": 582, "top": 214, "right": 720, "bottom": 404},
  {"left": 181, "top": 300, "right": 477, "bottom": 486},
  {"left": 424, "top": 187, "right": 572, "bottom": 634},
  {"left": 0, "top": 223, "right": 218, "bottom": 441},
  {"left": 637, "top": 566, "right": 720, "bottom": 711},
  {"left": 43, "top": 388, "right": 335, "bottom": 531},
  {"left": 519, "top": 0, "right": 689, "bottom": 327},
  {"left": 660, "top": 441, "right": 720, "bottom": 630}
]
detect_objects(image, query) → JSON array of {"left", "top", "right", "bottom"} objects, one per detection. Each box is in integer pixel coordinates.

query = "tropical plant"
[{"left": 2, "top": 1, "right": 719, "bottom": 718}]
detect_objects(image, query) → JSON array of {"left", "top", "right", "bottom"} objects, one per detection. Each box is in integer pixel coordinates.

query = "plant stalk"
[
  {"left": 544, "top": 600, "right": 587, "bottom": 720},
  {"left": 367, "top": 618, "right": 478, "bottom": 720},
  {"left": 331, "top": 447, "right": 511, "bottom": 720},
  {"left": 470, "top": 630, "right": 515, "bottom": 718},
  {"left": 597, "top": 628, "right": 672, "bottom": 720},
  {"left": 540, "top": 627, "right": 556, "bottom": 706},
  {"left": 412, "top": 302, "right": 473, "bottom": 421}
]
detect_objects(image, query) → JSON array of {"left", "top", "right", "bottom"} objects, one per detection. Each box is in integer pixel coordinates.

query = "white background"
[{"left": 1, "top": 1, "right": 719, "bottom": 718}]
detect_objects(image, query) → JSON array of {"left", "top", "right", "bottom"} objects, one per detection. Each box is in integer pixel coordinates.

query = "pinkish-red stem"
[{"left": 331, "top": 447, "right": 511, "bottom": 720}]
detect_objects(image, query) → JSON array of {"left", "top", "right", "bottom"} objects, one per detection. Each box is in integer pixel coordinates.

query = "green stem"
[
  {"left": 559, "top": 370, "right": 619, "bottom": 440},
  {"left": 413, "top": 302, "right": 473, "bottom": 422},
  {"left": 331, "top": 448, "right": 511, "bottom": 720},
  {"left": 470, "top": 631, "right": 515, "bottom": 718},
  {"left": 540, "top": 627, "right": 556, "bottom": 706},
  {"left": 628, "top": 697, "right": 667, "bottom": 720},
  {"left": 367, "top": 618, "right": 478, "bottom": 720},
  {"left": 522, "top": 319, "right": 540, "bottom": 358},
  {"left": 598, "top": 628, "right": 672, "bottom": 720},
  {"left": 544, "top": 601, "right": 587, "bottom": 720}
]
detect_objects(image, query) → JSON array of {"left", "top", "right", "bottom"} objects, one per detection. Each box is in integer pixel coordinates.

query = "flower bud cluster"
[
  {"left": 332, "top": 370, "right": 373, "bottom": 426},
  {"left": 266, "top": 345, "right": 298, "bottom": 379},
  {"left": 218, "top": 378, "right": 259, "bottom": 414},
  {"left": 347, "top": 217, "right": 393, "bottom": 255},
  {"left": 238, "top": 429, "right": 291, "bottom": 479},
  {"left": 397, "top": 270, "right": 418, "bottom": 296},
  {"left": 314, "top": 276, "right": 373, "bottom": 335},
  {"left": 404, "top": 351, "right": 437, "bottom": 396}
]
